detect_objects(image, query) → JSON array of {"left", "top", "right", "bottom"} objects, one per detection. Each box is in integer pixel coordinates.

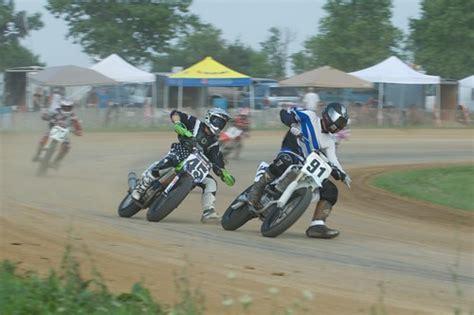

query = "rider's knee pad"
[
  {"left": 319, "top": 180, "right": 338, "bottom": 206},
  {"left": 200, "top": 176, "right": 217, "bottom": 194},
  {"left": 269, "top": 152, "right": 294, "bottom": 177}
]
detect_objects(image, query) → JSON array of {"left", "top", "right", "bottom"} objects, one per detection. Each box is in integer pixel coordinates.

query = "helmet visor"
[
  {"left": 61, "top": 105, "right": 73, "bottom": 112},
  {"left": 210, "top": 116, "right": 227, "bottom": 130}
]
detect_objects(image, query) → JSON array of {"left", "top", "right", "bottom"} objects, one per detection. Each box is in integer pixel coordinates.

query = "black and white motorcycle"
[
  {"left": 117, "top": 139, "right": 212, "bottom": 222},
  {"left": 221, "top": 149, "right": 334, "bottom": 237}
]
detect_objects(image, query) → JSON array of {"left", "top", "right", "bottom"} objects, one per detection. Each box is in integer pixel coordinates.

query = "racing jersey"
[
  {"left": 279, "top": 107, "right": 345, "bottom": 173},
  {"left": 170, "top": 110, "right": 225, "bottom": 171},
  {"left": 42, "top": 109, "right": 82, "bottom": 135}
]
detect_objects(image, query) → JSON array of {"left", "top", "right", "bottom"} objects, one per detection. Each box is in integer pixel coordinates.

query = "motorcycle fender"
[
  {"left": 276, "top": 173, "right": 306, "bottom": 208},
  {"left": 164, "top": 175, "right": 180, "bottom": 195}
]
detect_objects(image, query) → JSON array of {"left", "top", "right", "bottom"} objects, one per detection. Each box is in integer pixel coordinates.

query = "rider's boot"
[
  {"left": 131, "top": 170, "right": 157, "bottom": 200},
  {"left": 200, "top": 183, "right": 220, "bottom": 223},
  {"left": 247, "top": 169, "right": 275, "bottom": 209},
  {"left": 201, "top": 208, "right": 220, "bottom": 223},
  {"left": 131, "top": 157, "right": 176, "bottom": 201},
  {"left": 305, "top": 200, "right": 339, "bottom": 239}
]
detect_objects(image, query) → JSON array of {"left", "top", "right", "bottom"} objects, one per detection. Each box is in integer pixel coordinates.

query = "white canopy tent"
[
  {"left": 458, "top": 75, "right": 474, "bottom": 111},
  {"left": 90, "top": 54, "right": 156, "bottom": 108},
  {"left": 350, "top": 56, "right": 441, "bottom": 124},
  {"left": 90, "top": 54, "right": 155, "bottom": 83},
  {"left": 350, "top": 56, "right": 440, "bottom": 84}
]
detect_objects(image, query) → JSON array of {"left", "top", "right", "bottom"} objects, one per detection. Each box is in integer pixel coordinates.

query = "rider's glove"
[
  {"left": 343, "top": 174, "right": 352, "bottom": 189},
  {"left": 174, "top": 122, "right": 193, "bottom": 138},
  {"left": 221, "top": 169, "right": 235, "bottom": 187},
  {"left": 290, "top": 124, "right": 301, "bottom": 136}
]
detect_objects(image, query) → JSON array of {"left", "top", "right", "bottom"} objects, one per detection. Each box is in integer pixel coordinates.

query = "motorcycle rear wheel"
[
  {"left": 146, "top": 175, "right": 194, "bottom": 222},
  {"left": 221, "top": 186, "right": 255, "bottom": 231},
  {"left": 260, "top": 187, "right": 312, "bottom": 238}
]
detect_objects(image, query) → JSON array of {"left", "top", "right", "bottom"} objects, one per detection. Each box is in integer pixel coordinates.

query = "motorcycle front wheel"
[
  {"left": 36, "top": 141, "right": 57, "bottom": 176},
  {"left": 221, "top": 185, "right": 255, "bottom": 231},
  {"left": 146, "top": 175, "right": 194, "bottom": 222},
  {"left": 260, "top": 187, "right": 312, "bottom": 238}
]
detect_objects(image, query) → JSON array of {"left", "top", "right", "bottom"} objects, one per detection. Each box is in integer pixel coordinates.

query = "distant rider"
[
  {"left": 131, "top": 108, "right": 236, "bottom": 223},
  {"left": 247, "top": 102, "right": 352, "bottom": 239},
  {"left": 32, "top": 99, "right": 82, "bottom": 169}
]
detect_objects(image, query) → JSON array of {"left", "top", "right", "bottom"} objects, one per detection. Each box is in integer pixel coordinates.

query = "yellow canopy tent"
[{"left": 165, "top": 57, "right": 253, "bottom": 110}]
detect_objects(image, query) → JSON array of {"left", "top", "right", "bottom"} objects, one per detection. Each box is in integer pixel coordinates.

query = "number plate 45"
[
  {"left": 184, "top": 152, "right": 211, "bottom": 183},
  {"left": 301, "top": 152, "right": 332, "bottom": 187}
]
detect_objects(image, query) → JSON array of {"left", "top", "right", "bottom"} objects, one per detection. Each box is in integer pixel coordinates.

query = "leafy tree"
[
  {"left": 409, "top": 0, "right": 474, "bottom": 79},
  {"left": 0, "top": 0, "right": 43, "bottom": 70},
  {"left": 152, "top": 26, "right": 273, "bottom": 78},
  {"left": 47, "top": 0, "right": 198, "bottom": 65},
  {"left": 152, "top": 23, "right": 226, "bottom": 72},
  {"left": 259, "top": 27, "right": 294, "bottom": 80},
  {"left": 291, "top": 0, "right": 403, "bottom": 73}
]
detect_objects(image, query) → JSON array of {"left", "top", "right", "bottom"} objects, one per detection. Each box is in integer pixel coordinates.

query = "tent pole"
[
  {"left": 178, "top": 85, "right": 183, "bottom": 110},
  {"left": 435, "top": 84, "right": 441, "bottom": 126},
  {"left": 249, "top": 84, "right": 256, "bottom": 128},
  {"left": 377, "top": 83, "right": 384, "bottom": 126},
  {"left": 164, "top": 85, "right": 169, "bottom": 111}
]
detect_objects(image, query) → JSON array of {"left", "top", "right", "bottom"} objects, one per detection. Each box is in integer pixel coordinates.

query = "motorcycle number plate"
[
  {"left": 49, "top": 126, "right": 69, "bottom": 142},
  {"left": 301, "top": 152, "right": 332, "bottom": 187},
  {"left": 184, "top": 152, "right": 210, "bottom": 183}
]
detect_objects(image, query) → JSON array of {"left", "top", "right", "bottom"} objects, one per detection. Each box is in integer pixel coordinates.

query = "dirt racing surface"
[{"left": 1, "top": 129, "right": 473, "bottom": 314}]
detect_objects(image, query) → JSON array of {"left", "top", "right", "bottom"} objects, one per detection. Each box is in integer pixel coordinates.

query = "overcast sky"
[{"left": 15, "top": 0, "right": 421, "bottom": 69}]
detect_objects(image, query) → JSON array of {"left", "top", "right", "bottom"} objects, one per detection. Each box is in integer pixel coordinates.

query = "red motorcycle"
[{"left": 219, "top": 113, "right": 250, "bottom": 160}]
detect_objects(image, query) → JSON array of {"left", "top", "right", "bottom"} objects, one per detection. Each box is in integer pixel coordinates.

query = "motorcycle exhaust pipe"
[{"left": 128, "top": 172, "right": 137, "bottom": 190}]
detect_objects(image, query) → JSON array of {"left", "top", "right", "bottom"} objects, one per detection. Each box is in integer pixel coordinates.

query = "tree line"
[{"left": 1, "top": 0, "right": 472, "bottom": 80}]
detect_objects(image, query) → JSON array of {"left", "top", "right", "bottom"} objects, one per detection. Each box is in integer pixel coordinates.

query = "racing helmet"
[
  {"left": 321, "top": 102, "right": 349, "bottom": 133},
  {"left": 204, "top": 108, "right": 231, "bottom": 135},
  {"left": 60, "top": 99, "right": 74, "bottom": 113}
]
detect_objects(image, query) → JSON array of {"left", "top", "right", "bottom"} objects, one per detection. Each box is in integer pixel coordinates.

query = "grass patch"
[
  {"left": 0, "top": 245, "right": 164, "bottom": 315},
  {"left": 371, "top": 165, "right": 474, "bottom": 211}
]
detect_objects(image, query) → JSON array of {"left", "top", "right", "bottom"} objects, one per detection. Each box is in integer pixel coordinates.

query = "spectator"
[
  {"left": 48, "top": 87, "right": 63, "bottom": 114},
  {"left": 302, "top": 87, "right": 320, "bottom": 112}
]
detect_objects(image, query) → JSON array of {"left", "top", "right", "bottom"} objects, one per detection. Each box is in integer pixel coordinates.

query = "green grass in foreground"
[{"left": 371, "top": 165, "right": 474, "bottom": 211}]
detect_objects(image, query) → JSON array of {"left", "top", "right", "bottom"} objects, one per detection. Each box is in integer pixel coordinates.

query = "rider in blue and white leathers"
[{"left": 248, "top": 102, "right": 352, "bottom": 239}]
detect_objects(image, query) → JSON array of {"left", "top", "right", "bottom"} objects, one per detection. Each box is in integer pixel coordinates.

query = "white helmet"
[
  {"left": 203, "top": 108, "right": 231, "bottom": 135},
  {"left": 60, "top": 99, "right": 74, "bottom": 113}
]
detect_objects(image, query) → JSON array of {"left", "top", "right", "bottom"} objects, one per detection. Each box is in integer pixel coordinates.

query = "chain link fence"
[{"left": 0, "top": 105, "right": 472, "bottom": 132}]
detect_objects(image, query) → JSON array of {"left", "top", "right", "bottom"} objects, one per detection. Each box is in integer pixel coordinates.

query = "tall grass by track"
[{"left": 371, "top": 165, "right": 474, "bottom": 211}]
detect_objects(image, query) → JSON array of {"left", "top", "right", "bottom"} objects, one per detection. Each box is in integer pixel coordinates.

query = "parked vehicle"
[{"left": 242, "top": 85, "right": 301, "bottom": 109}]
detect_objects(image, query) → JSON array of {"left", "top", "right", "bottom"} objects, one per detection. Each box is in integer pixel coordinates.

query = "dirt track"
[{"left": 1, "top": 129, "right": 473, "bottom": 314}]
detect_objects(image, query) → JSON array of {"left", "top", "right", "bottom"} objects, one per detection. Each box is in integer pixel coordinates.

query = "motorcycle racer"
[
  {"left": 247, "top": 102, "right": 351, "bottom": 239},
  {"left": 131, "top": 108, "right": 236, "bottom": 223},
  {"left": 32, "top": 99, "right": 82, "bottom": 169}
]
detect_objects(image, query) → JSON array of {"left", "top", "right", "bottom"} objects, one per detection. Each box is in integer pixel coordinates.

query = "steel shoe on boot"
[
  {"left": 200, "top": 208, "right": 221, "bottom": 223},
  {"left": 305, "top": 224, "right": 340, "bottom": 239},
  {"left": 131, "top": 173, "right": 155, "bottom": 200}
]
